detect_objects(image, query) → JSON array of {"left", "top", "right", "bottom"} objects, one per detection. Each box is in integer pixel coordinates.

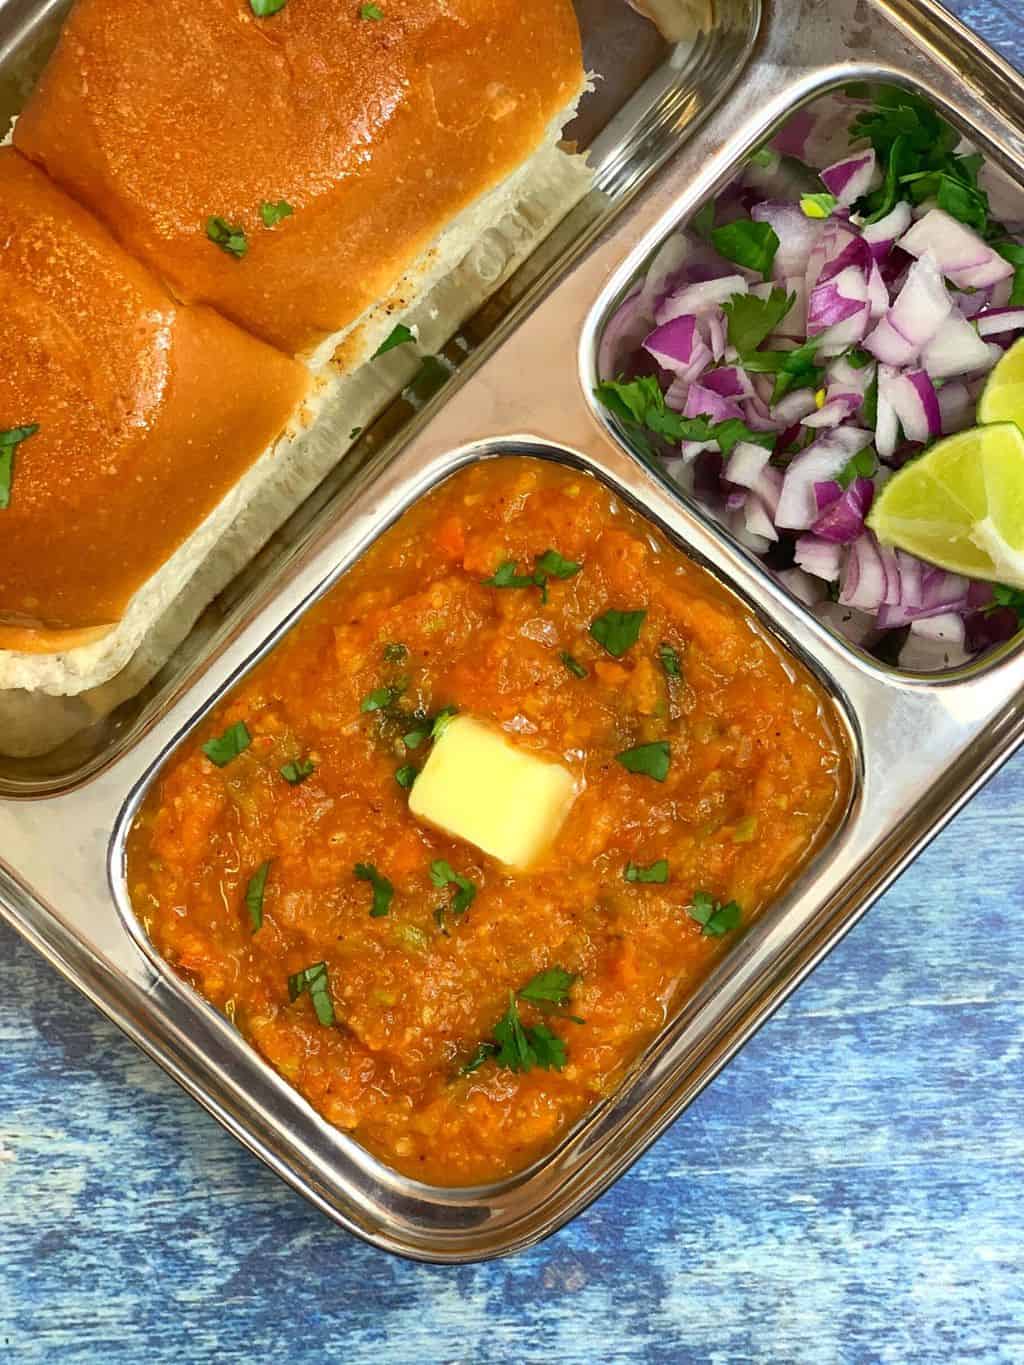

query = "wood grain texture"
[{"left": 1, "top": 4, "right": 1023, "bottom": 1360}]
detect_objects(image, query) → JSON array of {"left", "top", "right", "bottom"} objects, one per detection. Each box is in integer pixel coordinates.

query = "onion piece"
[
  {"left": 802, "top": 392, "right": 862, "bottom": 429},
  {"left": 864, "top": 252, "right": 952, "bottom": 365},
  {"left": 820, "top": 148, "right": 877, "bottom": 206},
  {"left": 683, "top": 382, "right": 744, "bottom": 425},
  {"left": 861, "top": 201, "right": 913, "bottom": 259},
  {"left": 840, "top": 533, "right": 887, "bottom": 611},
  {"left": 898, "top": 208, "right": 1014, "bottom": 289},
  {"left": 877, "top": 366, "right": 941, "bottom": 443},
  {"left": 772, "top": 389, "right": 819, "bottom": 425},
  {"left": 702, "top": 366, "right": 754, "bottom": 399},
  {"left": 920, "top": 309, "right": 995, "bottom": 379},
  {"left": 778, "top": 567, "right": 828, "bottom": 605},
  {"left": 725, "top": 441, "right": 772, "bottom": 489},
  {"left": 643, "top": 316, "right": 713, "bottom": 381},
  {"left": 744, "top": 495, "right": 779, "bottom": 541},
  {"left": 775, "top": 426, "right": 870, "bottom": 529},
  {"left": 795, "top": 533, "right": 843, "bottom": 581},
  {"left": 656, "top": 275, "right": 749, "bottom": 325},
  {"left": 751, "top": 202, "right": 824, "bottom": 279},
  {"left": 810, "top": 475, "right": 875, "bottom": 543},
  {"left": 936, "top": 380, "right": 973, "bottom": 434},
  {"left": 975, "top": 307, "right": 1024, "bottom": 339}
]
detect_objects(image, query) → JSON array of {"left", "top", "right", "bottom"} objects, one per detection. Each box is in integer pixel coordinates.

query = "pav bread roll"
[
  {"left": 0, "top": 147, "right": 309, "bottom": 656},
  {"left": 14, "top": 0, "right": 586, "bottom": 368}
]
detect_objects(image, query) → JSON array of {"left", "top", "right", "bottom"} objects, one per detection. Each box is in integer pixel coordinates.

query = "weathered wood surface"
[{"left": 1, "top": 4, "right": 1023, "bottom": 1359}]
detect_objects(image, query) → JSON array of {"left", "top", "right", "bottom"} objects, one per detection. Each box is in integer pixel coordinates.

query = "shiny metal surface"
[{"left": 2, "top": 0, "right": 1024, "bottom": 1261}]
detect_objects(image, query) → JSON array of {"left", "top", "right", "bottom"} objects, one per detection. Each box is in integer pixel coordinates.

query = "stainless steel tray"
[{"left": 3, "top": 0, "right": 1024, "bottom": 1262}]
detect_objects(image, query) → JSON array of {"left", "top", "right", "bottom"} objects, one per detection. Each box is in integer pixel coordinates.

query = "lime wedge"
[
  {"left": 868, "top": 422, "right": 1024, "bottom": 587},
  {"left": 979, "top": 335, "right": 1024, "bottom": 430}
]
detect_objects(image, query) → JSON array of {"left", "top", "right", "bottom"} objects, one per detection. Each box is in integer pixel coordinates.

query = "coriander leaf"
[
  {"left": 354, "top": 862, "right": 394, "bottom": 917},
  {"left": 711, "top": 219, "right": 779, "bottom": 280},
  {"left": 691, "top": 199, "right": 716, "bottom": 240},
  {"left": 624, "top": 858, "right": 669, "bottom": 884},
  {"left": 250, "top": 0, "right": 287, "bottom": 13},
  {"left": 525, "top": 1023, "right": 568, "bottom": 1071},
  {"left": 459, "top": 1041, "right": 497, "bottom": 1075},
  {"left": 244, "top": 860, "right": 272, "bottom": 931},
  {"left": 658, "top": 642, "right": 682, "bottom": 678},
  {"left": 703, "top": 418, "right": 775, "bottom": 458},
  {"left": 483, "top": 561, "right": 536, "bottom": 590},
  {"left": 518, "top": 966, "right": 577, "bottom": 1007},
  {"left": 561, "top": 651, "right": 588, "bottom": 679},
  {"left": 372, "top": 323, "right": 415, "bottom": 358},
  {"left": 383, "top": 642, "right": 407, "bottom": 663},
  {"left": 800, "top": 192, "right": 838, "bottom": 219},
  {"left": 990, "top": 584, "right": 1024, "bottom": 621},
  {"left": 594, "top": 374, "right": 665, "bottom": 425},
  {"left": 402, "top": 718, "right": 431, "bottom": 750},
  {"left": 748, "top": 147, "right": 775, "bottom": 169},
  {"left": 206, "top": 215, "right": 247, "bottom": 259},
  {"left": 688, "top": 890, "right": 743, "bottom": 937},
  {"left": 280, "top": 756, "right": 316, "bottom": 785},
  {"left": 287, "top": 961, "right": 335, "bottom": 1026},
  {"left": 202, "top": 721, "right": 251, "bottom": 767},
  {"left": 590, "top": 608, "right": 646, "bottom": 657},
  {"left": 901, "top": 169, "right": 988, "bottom": 232},
  {"left": 836, "top": 446, "right": 876, "bottom": 490},
  {"left": 430, "top": 859, "right": 476, "bottom": 915},
  {"left": 0, "top": 424, "right": 39, "bottom": 510},
  {"left": 492, "top": 993, "right": 567, "bottom": 1073},
  {"left": 994, "top": 241, "right": 1024, "bottom": 307},
  {"left": 846, "top": 348, "right": 872, "bottom": 369},
  {"left": 615, "top": 740, "right": 671, "bottom": 782},
  {"left": 535, "top": 549, "right": 581, "bottom": 580},
  {"left": 359, "top": 2, "right": 383, "bottom": 16},
  {"left": 360, "top": 683, "right": 404, "bottom": 713},
  {"left": 260, "top": 199, "right": 294, "bottom": 228},
  {"left": 395, "top": 763, "right": 418, "bottom": 789},
  {"left": 721, "top": 288, "right": 794, "bottom": 352},
  {"left": 593, "top": 377, "right": 774, "bottom": 458},
  {"left": 862, "top": 373, "right": 879, "bottom": 428},
  {"left": 349, "top": 426, "right": 363, "bottom": 440}
]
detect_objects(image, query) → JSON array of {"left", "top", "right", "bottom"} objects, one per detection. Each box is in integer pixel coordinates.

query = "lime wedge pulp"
[
  {"left": 979, "top": 334, "right": 1024, "bottom": 431},
  {"left": 867, "top": 422, "right": 1024, "bottom": 587}
]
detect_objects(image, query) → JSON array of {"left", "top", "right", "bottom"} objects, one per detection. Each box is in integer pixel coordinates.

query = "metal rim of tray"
[{"left": 3, "top": 0, "right": 1024, "bottom": 1262}]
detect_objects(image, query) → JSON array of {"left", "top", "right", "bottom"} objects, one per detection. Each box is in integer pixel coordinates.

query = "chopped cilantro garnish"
[
  {"left": 206, "top": 216, "right": 247, "bottom": 259},
  {"left": 395, "top": 763, "right": 418, "bottom": 789},
  {"left": 349, "top": 426, "right": 363, "bottom": 440},
  {"left": 722, "top": 288, "right": 795, "bottom": 352},
  {"left": 251, "top": 0, "right": 287, "bottom": 14},
  {"left": 359, "top": 2, "right": 383, "bottom": 16},
  {"left": 990, "top": 584, "right": 1024, "bottom": 621},
  {"left": 0, "top": 424, "right": 39, "bottom": 509},
  {"left": 615, "top": 740, "right": 671, "bottom": 782},
  {"left": 280, "top": 756, "right": 316, "bottom": 785},
  {"left": 624, "top": 859, "right": 669, "bottom": 884},
  {"left": 260, "top": 199, "right": 294, "bottom": 228},
  {"left": 836, "top": 446, "right": 876, "bottom": 490},
  {"left": 561, "top": 651, "right": 588, "bottom": 679},
  {"left": 738, "top": 337, "right": 824, "bottom": 404},
  {"left": 493, "top": 992, "right": 567, "bottom": 1073},
  {"left": 688, "top": 890, "right": 742, "bottom": 937},
  {"left": 361, "top": 683, "right": 404, "bottom": 713},
  {"left": 658, "top": 642, "right": 682, "bottom": 678},
  {"left": 244, "top": 860, "right": 271, "bottom": 931},
  {"left": 590, "top": 608, "right": 646, "bottom": 658},
  {"left": 459, "top": 1041, "right": 497, "bottom": 1075},
  {"left": 202, "top": 721, "right": 251, "bottom": 767},
  {"left": 431, "top": 706, "right": 458, "bottom": 741},
  {"left": 691, "top": 198, "right": 716, "bottom": 240},
  {"left": 994, "top": 242, "right": 1024, "bottom": 307},
  {"left": 800, "top": 192, "right": 838, "bottom": 219},
  {"left": 593, "top": 376, "right": 775, "bottom": 458},
  {"left": 354, "top": 862, "right": 394, "bottom": 917},
  {"left": 372, "top": 323, "right": 415, "bottom": 358},
  {"left": 287, "top": 961, "right": 335, "bottom": 1026},
  {"left": 482, "top": 549, "right": 580, "bottom": 604},
  {"left": 846, "top": 348, "right": 872, "bottom": 369},
  {"left": 517, "top": 966, "right": 577, "bottom": 1007},
  {"left": 430, "top": 860, "right": 476, "bottom": 915},
  {"left": 711, "top": 219, "right": 779, "bottom": 280},
  {"left": 862, "top": 373, "right": 879, "bottom": 428},
  {"left": 383, "top": 642, "right": 408, "bottom": 663}
]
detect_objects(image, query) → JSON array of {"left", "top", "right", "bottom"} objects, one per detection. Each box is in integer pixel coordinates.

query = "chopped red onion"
[
  {"left": 725, "top": 441, "right": 772, "bottom": 489},
  {"left": 920, "top": 309, "right": 995, "bottom": 379},
  {"left": 744, "top": 495, "right": 779, "bottom": 541},
  {"left": 702, "top": 366, "right": 753, "bottom": 399},
  {"left": 820, "top": 148, "right": 877, "bottom": 206},
  {"left": 966, "top": 606, "right": 1019, "bottom": 650},
  {"left": 861, "top": 201, "right": 913, "bottom": 259},
  {"left": 795, "top": 533, "right": 843, "bottom": 581},
  {"left": 656, "top": 275, "right": 749, "bottom": 325},
  {"left": 878, "top": 366, "right": 941, "bottom": 443},
  {"left": 975, "top": 307, "right": 1024, "bottom": 339},
  {"left": 683, "top": 382, "right": 744, "bottom": 425},
  {"left": 756, "top": 464, "right": 783, "bottom": 517},
  {"left": 776, "top": 426, "right": 870, "bottom": 529},
  {"left": 751, "top": 202, "right": 824, "bottom": 279},
  {"left": 898, "top": 208, "right": 1014, "bottom": 289},
  {"left": 811, "top": 475, "right": 875, "bottom": 542},
  {"left": 772, "top": 389, "right": 819, "bottom": 425},
  {"left": 777, "top": 567, "right": 828, "bottom": 605},
  {"left": 840, "top": 533, "right": 887, "bottom": 610},
  {"left": 802, "top": 392, "right": 862, "bottom": 429},
  {"left": 865, "top": 252, "right": 952, "bottom": 365}
]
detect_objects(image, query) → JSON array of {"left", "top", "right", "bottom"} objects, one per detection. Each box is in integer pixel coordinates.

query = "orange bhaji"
[{"left": 126, "top": 458, "right": 849, "bottom": 1185}]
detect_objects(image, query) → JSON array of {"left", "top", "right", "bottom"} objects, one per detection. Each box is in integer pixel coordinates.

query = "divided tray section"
[
  {"left": 586, "top": 75, "right": 1024, "bottom": 682},
  {"left": 0, "top": 0, "right": 761, "bottom": 790}
]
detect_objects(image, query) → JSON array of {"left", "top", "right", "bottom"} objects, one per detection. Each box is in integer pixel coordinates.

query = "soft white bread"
[{"left": 0, "top": 120, "right": 593, "bottom": 757}]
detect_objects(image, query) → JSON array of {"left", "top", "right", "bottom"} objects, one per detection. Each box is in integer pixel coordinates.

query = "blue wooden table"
[{"left": 3, "top": 6, "right": 1023, "bottom": 1361}]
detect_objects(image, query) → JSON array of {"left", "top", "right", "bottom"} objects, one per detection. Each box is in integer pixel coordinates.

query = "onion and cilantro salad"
[{"left": 596, "top": 88, "right": 1024, "bottom": 668}]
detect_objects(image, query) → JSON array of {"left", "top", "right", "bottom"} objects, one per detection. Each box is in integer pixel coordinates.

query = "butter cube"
[{"left": 408, "top": 716, "right": 577, "bottom": 869}]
